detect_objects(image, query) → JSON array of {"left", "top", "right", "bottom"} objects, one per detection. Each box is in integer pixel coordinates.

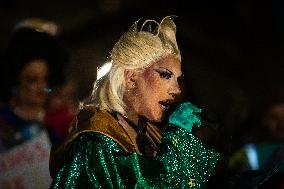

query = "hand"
[{"left": 168, "top": 102, "right": 202, "bottom": 132}]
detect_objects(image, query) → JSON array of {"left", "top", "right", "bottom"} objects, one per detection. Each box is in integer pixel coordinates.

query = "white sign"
[{"left": 0, "top": 132, "right": 52, "bottom": 189}]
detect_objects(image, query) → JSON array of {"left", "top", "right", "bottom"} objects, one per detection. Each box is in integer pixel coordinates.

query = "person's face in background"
[
  {"left": 17, "top": 59, "right": 49, "bottom": 107},
  {"left": 125, "top": 56, "right": 182, "bottom": 123},
  {"left": 263, "top": 103, "right": 284, "bottom": 141}
]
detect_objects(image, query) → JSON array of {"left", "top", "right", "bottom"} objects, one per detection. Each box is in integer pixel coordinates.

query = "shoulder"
[
  {"left": 71, "top": 105, "right": 119, "bottom": 133},
  {"left": 49, "top": 130, "right": 121, "bottom": 178},
  {"left": 70, "top": 132, "right": 122, "bottom": 153},
  {"left": 72, "top": 131, "right": 109, "bottom": 144},
  {"left": 71, "top": 106, "right": 137, "bottom": 153}
]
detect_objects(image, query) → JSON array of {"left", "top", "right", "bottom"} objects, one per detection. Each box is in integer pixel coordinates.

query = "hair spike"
[{"left": 140, "top": 19, "right": 160, "bottom": 35}]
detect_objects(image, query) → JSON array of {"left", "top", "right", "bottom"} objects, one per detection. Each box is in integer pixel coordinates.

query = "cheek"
[
  {"left": 143, "top": 71, "right": 161, "bottom": 91},
  {"left": 141, "top": 75, "right": 161, "bottom": 104},
  {"left": 20, "top": 83, "right": 38, "bottom": 95},
  {"left": 139, "top": 74, "right": 165, "bottom": 120}
]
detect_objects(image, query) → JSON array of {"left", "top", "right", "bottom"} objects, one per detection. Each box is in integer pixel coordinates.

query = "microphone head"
[{"left": 200, "top": 110, "right": 221, "bottom": 130}]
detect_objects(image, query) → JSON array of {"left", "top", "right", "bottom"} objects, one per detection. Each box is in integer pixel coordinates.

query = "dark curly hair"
[{"left": 1, "top": 25, "right": 69, "bottom": 103}]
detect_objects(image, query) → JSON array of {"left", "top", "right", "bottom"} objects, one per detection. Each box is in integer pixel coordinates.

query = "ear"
[{"left": 124, "top": 69, "right": 138, "bottom": 89}]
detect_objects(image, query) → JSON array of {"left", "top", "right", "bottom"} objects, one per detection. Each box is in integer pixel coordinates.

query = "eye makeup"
[{"left": 154, "top": 68, "right": 173, "bottom": 79}]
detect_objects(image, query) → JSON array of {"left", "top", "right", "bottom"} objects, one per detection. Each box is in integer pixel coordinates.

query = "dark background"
[
  {"left": 1, "top": 0, "right": 284, "bottom": 139},
  {"left": 1, "top": 0, "right": 284, "bottom": 187}
]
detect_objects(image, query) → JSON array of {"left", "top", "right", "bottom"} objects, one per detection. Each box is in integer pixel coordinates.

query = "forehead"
[{"left": 21, "top": 59, "right": 48, "bottom": 74}]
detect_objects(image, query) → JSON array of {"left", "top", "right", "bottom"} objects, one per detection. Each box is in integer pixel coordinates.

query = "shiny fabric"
[{"left": 50, "top": 104, "right": 220, "bottom": 188}]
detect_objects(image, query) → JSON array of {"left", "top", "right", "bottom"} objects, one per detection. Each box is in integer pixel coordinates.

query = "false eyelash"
[{"left": 155, "top": 69, "right": 172, "bottom": 79}]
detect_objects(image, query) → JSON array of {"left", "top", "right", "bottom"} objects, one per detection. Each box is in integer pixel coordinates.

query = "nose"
[
  {"left": 30, "top": 78, "right": 48, "bottom": 92},
  {"left": 169, "top": 80, "right": 181, "bottom": 98}
]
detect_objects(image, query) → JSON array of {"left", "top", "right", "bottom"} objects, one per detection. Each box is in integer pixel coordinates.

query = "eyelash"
[{"left": 156, "top": 70, "right": 172, "bottom": 79}]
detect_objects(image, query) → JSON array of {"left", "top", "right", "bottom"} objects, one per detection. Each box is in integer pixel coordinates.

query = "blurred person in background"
[
  {"left": 0, "top": 18, "right": 68, "bottom": 189},
  {"left": 44, "top": 80, "right": 78, "bottom": 148},
  {"left": 226, "top": 95, "right": 284, "bottom": 189}
]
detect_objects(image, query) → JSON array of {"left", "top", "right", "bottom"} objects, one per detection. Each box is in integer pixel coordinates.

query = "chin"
[
  {"left": 149, "top": 113, "right": 163, "bottom": 123},
  {"left": 143, "top": 107, "right": 164, "bottom": 122},
  {"left": 151, "top": 118, "right": 162, "bottom": 123}
]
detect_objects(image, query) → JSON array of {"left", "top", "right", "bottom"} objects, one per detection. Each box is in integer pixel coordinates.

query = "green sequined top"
[{"left": 50, "top": 102, "right": 220, "bottom": 189}]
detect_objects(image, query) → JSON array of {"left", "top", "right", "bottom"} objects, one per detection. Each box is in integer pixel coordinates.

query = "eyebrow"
[
  {"left": 157, "top": 67, "right": 173, "bottom": 75},
  {"left": 158, "top": 67, "right": 182, "bottom": 78}
]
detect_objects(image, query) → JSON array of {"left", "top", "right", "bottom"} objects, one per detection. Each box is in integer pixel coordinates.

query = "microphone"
[
  {"left": 167, "top": 101, "right": 221, "bottom": 130},
  {"left": 200, "top": 110, "right": 221, "bottom": 130}
]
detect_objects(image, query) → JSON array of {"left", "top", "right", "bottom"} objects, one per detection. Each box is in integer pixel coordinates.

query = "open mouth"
[{"left": 159, "top": 100, "right": 173, "bottom": 110}]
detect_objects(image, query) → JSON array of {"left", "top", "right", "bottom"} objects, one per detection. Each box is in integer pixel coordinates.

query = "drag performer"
[{"left": 50, "top": 16, "right": 220, "bottom": 188}]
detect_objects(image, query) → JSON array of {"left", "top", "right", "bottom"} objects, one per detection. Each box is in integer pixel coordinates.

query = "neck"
[{"left": 124, "top": 111, "right": 139, "bottom": 126}]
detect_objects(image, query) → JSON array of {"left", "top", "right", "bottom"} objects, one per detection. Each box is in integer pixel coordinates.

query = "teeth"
[
  {"left": 159, "top": 101, "right": 170, "bottom": 110},
  {"left": 161, "top": 104, "right": 167, "bottom": 109}
]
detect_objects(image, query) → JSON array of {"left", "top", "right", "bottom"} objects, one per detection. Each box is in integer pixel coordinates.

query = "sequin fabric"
[
  {"left": 157, "top": 126, "right": 220, "bottom": 188},
  {"left": 50, "top": 103, "right": 220, "bottom": 189}
]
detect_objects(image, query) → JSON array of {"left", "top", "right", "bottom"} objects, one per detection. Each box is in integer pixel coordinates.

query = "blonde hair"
[{"left": 85, "top": 16, "right": 181, "bottom": 115}]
